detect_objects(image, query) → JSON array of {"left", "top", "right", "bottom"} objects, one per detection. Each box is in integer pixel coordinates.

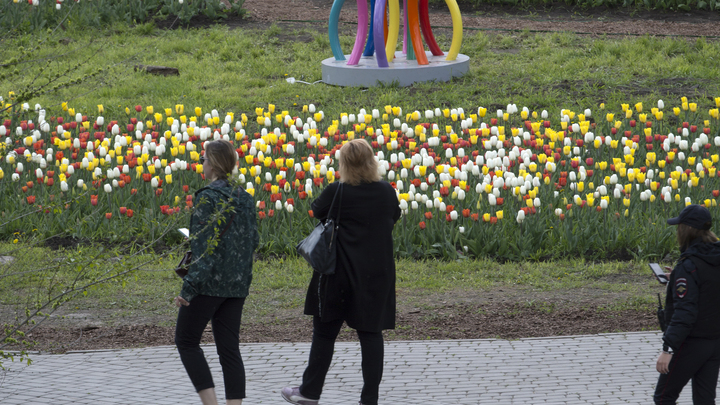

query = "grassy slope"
[
  {"left": 0, "top": 242, "right": 666, "bottom": 327},
  {"left": 3, "top": 23, "right": 719, "bottom": 118}
]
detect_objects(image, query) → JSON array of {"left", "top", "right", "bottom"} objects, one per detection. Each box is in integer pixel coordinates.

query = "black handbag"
[{"left": 296, "top": 183, "right": 343, "bottom": 275}]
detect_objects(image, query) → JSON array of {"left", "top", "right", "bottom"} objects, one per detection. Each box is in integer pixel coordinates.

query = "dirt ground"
[
  {"left": 238, "top": 0, "right": 720, "bottom": 37},
  {"left": 7, "top": 284, "right": 662, "bottom": 353}
]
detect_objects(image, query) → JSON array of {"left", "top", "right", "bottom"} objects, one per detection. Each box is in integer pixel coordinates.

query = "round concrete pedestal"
[{"left": 321, "top": 51, "right": 469, "bottom": 87}]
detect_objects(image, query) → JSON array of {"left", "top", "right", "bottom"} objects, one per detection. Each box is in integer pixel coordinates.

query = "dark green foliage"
[{"left": 0, "top": 0, "right": 247, "bottom": 33}]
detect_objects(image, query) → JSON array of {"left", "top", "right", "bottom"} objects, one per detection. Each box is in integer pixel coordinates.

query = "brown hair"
[
  {"left": 338, "top": 139, "right": 380, "bottom": 186},
  {"left": 204, "top": 140, "right": 237, "bottom": 181},
  {"left": 677, "top": 223, "right": 719, "bottom": 250}
]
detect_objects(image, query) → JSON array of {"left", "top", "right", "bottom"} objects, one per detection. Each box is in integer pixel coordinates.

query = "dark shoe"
[{"left": 281, "top": 386, "right": 319, "bottom": 405}]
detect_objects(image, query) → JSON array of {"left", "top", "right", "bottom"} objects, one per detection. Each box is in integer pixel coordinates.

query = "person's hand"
[
  {"left": 664, "top": 266, "right": 673, "bottom": 279},
  {"left": 656, "top": 352, "right": 673, "bottom": 374},
  {"left": 174, "top": 296, "right": 190, "bottom": 308}
]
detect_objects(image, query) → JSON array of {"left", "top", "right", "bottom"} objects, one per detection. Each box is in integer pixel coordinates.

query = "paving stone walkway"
[{"left": 1, "top": 331, "right": 715, "bottom": 404}]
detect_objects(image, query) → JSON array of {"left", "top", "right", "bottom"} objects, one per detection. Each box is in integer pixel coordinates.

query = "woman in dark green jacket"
[{"left": 174, "top": 140, "right": 258, "bottom": 405}]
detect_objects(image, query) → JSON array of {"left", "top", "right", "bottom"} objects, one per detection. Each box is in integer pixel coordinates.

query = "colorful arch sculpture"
[{"left": 327, "top": 0, "right": 463, "bottom": 67}]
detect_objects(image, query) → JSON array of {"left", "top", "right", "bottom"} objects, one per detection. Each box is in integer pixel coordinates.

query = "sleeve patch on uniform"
[{"left": 675, "top": 277, "right": 688, "bottom": 299}]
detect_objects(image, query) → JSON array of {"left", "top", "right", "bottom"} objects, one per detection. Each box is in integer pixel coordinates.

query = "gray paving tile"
[{"left": 1, "top": 331, "right": 717, "bottom": 404}]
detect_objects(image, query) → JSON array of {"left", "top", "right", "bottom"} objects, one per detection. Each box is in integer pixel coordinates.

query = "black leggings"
[
  {"left": 175, "top": 295, "right": 247, "bottom": 400},
  {"left": 654, "top": 336, "right": 720, "bottom": 404},
  {"left": 299, "top": 317, "right": 384, "bottom": 405}
]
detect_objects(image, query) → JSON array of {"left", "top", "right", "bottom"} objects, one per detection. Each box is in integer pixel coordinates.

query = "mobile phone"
[
  {"left": 178, "top": 228, "right": 190, "bottom": 239},
  {"left": 649, "top": 263, "right": 668, "bottom": 284}
]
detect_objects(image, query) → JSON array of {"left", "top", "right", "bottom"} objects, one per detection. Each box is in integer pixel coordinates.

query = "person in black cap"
[{"left": 654, "top": 204, "right": 720, "bottom": 404}]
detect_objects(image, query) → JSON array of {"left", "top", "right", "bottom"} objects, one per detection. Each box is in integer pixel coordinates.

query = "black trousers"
[
  {"left": 654, "top": 336, "right": 720, "bottom": 404},
  {"left": 175, "top": 295, "right": 247, "bottom": 400},
  {"left": 299, "top": 317, "right": 384, "bottom": 405}
]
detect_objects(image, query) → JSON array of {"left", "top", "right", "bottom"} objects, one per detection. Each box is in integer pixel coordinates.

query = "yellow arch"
[
  {"left": 385, "top": 0, "right": 400, "bottom": 61},
  {"left": 445, "top": 0, "right": 462, "bottom": 61}
]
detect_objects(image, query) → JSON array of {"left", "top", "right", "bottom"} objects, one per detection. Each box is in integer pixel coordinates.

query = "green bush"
[{"left": 0, "top": 0, "right": 246, "bottom": 33}]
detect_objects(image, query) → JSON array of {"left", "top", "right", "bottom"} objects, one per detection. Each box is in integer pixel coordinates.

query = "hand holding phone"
[{"left": 649, "top": 263, "right": 669, "bottom": 284}]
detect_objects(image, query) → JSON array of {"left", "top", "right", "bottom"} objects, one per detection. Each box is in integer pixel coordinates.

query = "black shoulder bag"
[{"left": 296, "top": 183, "right": 343, "bottom": 275}]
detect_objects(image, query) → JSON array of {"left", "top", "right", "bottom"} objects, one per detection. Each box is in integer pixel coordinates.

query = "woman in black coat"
[{"left": 282, "top": 139, "right": 401, "bottom": 405}]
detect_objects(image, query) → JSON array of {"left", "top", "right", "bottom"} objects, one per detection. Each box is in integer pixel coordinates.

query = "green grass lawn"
[
  {"left": 0, "top": 240, "right": 665, "bottom": 328},
  {"left": 3, "top": 22, "right": 719, "bottom": 118}
]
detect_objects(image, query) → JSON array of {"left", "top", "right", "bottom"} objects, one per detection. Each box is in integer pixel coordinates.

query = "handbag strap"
[{"left": 327, "top": 182, "right": 343, "bottom": 226}]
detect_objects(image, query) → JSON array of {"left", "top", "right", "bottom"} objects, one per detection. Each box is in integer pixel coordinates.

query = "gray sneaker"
[{"left": 281, "top": 386, "right": 319, "bottom": 405}]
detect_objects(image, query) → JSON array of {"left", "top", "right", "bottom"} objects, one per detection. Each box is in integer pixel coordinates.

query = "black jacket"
[
  {"left": 663, "top": 239, "right": 720, "bottom": 351},
  {"left": 303, "top": 181, "right": 401, "bottom": 332}
]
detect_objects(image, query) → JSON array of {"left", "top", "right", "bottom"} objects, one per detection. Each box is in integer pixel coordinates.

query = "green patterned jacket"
[{"left": 180, "top": 179, "right": 258, "bottom": 302}]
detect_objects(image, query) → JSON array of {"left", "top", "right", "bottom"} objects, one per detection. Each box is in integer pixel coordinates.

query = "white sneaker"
[{"left": 281, "top": 386, "right": 319, "bottom": 405}]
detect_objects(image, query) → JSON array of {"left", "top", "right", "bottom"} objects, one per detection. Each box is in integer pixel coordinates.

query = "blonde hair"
[
  {"left": 204, "top": 140, "right": 236, "bottom": 181},
  {"left": 677, "top": 223, "right": 718, "bottom": 250},
  {"left": 338, "top": 139, "right": 380, "bottom": 186}
]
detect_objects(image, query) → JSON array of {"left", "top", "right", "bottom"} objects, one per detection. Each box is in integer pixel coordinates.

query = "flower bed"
[{"left": 1, "top": 98, "right": 719, "bottom": 260}]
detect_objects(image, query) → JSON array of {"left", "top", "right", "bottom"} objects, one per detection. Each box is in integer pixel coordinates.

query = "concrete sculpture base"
[{"left": 321, "top": 51, "right": 469, "bottom": 87}]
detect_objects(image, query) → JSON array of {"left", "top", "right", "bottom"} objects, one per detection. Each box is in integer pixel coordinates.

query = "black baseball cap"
[{"left": 667, "top": 204, "right": 713, "bottom": 230}]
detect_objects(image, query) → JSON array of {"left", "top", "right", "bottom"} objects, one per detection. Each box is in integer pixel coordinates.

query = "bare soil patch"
[
  {"left": 158, "top": 0, "right": 720, "bottom": 38},
  {"left": 238, "top": 0, "right": 720, "bottom": 38},
  {"left": 7, "top": 285, "right": 662, "bottom": 353}
]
